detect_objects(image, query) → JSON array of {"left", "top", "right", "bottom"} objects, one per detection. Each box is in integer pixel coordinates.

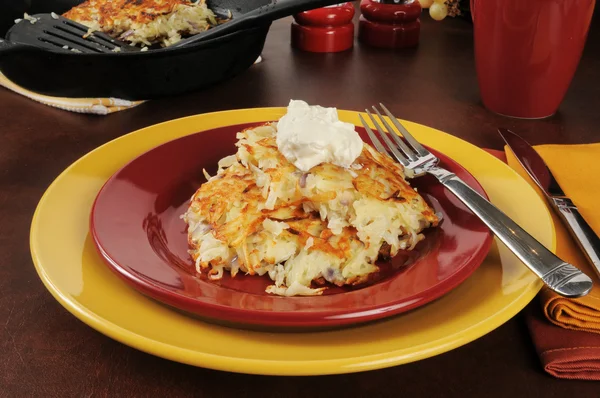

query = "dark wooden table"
[{"left": 2, "top": 9, "right": 600, "bottom": 397}]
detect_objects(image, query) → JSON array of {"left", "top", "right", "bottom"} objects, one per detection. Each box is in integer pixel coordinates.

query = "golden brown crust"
[
  {"left": 185, "top": 123, "right": 439, "bottom": 293},
  {"left": 63, "top": 0, "right": 203, "bottom": 26}
]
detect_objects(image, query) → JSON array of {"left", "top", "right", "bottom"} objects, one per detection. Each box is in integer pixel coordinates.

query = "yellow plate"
[{"left": 30, "top": 108, "right": 551, "bottom": 376}]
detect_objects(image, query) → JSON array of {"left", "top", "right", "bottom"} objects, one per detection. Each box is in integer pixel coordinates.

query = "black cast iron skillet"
[{"left": 0, "top": 0, "right": 340, "bottom": 100}]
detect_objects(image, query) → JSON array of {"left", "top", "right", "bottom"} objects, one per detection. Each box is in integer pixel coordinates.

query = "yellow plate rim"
[{"left": 29, "top": 107, "right": 550, "bottom": 375}]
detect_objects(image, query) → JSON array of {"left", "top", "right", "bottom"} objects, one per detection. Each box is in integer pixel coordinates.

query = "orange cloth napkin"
[
  {"left": 525, "top": 300, "right": 600, "bottom": 380},
  {"left": 506, "top": 144, "right": 600, "bottom": 331},
  {"left": 504, "top": 143, "right": 600, "bottom": 380}
]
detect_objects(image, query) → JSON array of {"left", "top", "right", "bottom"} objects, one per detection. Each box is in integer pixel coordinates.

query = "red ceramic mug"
[{"left": 471, "top": 0, "right": 595, "bottom": 118}]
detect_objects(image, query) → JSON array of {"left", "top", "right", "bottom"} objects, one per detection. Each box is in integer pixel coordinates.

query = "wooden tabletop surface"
[{"left": 2, "top": 8, "right": 600, "bottom": 397}]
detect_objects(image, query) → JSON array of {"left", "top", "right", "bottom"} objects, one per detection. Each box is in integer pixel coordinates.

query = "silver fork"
[{"left": 360, "top": 104, "right": 593, "bottom": 298}]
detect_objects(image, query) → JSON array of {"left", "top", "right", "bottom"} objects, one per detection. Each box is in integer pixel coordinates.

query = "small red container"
[
  {"left": 358, "top": 0, "right": 421, "bottom": 49},
  {"left": 292, "top": 3, "right": 355, "bottom": 53}
]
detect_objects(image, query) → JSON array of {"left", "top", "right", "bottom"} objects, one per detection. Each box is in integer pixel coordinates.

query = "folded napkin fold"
[
  {"left": 0, "top": 71, "right": 144, "bottom": 115},
  {"left": 504, "top": 143, "right": 600, "bottom": 380},
  {"left": 525, "top": 301, "right": 600, "bottom": 380}
]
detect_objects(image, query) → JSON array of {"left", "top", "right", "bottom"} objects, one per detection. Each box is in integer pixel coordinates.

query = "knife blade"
[{"left": 499, "top": 128, "right": 600, "bottom": 278}]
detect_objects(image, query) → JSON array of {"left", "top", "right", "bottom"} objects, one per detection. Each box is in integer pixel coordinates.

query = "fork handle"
[{"left": 428, "top": 167, "right": 593, "bottom": 298}]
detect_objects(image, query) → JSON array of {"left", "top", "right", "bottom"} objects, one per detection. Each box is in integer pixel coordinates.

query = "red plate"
[{"left": 90, "top": 123, "right": 493, "bottom": 330}]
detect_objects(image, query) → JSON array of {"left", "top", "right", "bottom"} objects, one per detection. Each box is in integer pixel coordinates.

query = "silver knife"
[{"left": 499, "top": 128, "right": 600, "bottom": 278}]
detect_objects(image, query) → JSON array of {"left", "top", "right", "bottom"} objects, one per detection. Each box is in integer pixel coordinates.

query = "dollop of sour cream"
[{"left": 276, "top": 100, "right": 363, "bottom": 172}]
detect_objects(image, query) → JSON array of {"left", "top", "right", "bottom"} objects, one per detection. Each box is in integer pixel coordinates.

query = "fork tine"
[
  {"left": 371, "top": 106, "right": 418, "bottom": 162},
  {"left": 379, "top": 103, "right": 431, "bottom": 157},
  {"left": 365, "top": 110, "right": 409, "bottom": 166},
  {"left": 358, "top": 114, "right": 390, "bottom": 155}
]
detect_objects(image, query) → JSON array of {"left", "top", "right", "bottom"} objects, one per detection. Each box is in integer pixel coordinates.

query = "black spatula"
[
  {"left": 7, "top": 14, "right": 135, "bottom": 54},
  {"left": 5, "top": 0, "right": 342, "bottom": 54}
]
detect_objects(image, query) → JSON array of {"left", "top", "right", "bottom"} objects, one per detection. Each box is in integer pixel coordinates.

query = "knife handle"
[
  {"left": 428, "top": 167, "right": 593, "bottom": 298},
  {"left": 552, "top": 197, "right": 600, "bottom": 276}
]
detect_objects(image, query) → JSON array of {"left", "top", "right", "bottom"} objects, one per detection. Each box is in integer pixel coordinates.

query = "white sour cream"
[{"left": 276, "top": 100, "right": 363, "bottom": 172}]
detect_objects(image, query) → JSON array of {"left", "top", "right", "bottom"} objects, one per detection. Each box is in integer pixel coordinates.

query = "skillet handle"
[{"left": 174, "top": 0, "right": 344, "bottom": 47}]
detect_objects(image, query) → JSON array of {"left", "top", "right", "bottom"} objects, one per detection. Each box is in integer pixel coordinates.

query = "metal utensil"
[
  {"left": 499, "top": 128, "right": 600, "bottom": 277},
  {"left": 5, "top": 0, "right": 342, "bottom": 54},
  {"left": 359, "top": 104, "right": 593, "bottom": 298}
]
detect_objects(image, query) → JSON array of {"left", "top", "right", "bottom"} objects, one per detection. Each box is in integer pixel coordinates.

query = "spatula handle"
[{"left": 174, "top": 0, "right": 345, "bottom": 47}]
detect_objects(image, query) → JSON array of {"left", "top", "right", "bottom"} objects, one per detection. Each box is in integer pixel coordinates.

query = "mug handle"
[{"left": 470, "top": 0, "right": 475, "bottom": 22}]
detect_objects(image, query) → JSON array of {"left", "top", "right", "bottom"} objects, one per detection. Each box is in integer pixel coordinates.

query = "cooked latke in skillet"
[{"left": 63, "top": 0, "right": 223, "bottom": 47}]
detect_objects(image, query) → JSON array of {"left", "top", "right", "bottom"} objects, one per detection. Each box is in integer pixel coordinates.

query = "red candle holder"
[
  {"left": 358, "top": 0, "right": 422, "bottom": 49},
  {"left": 291, "top": 3, "right": 355, "bottom": 53}
]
